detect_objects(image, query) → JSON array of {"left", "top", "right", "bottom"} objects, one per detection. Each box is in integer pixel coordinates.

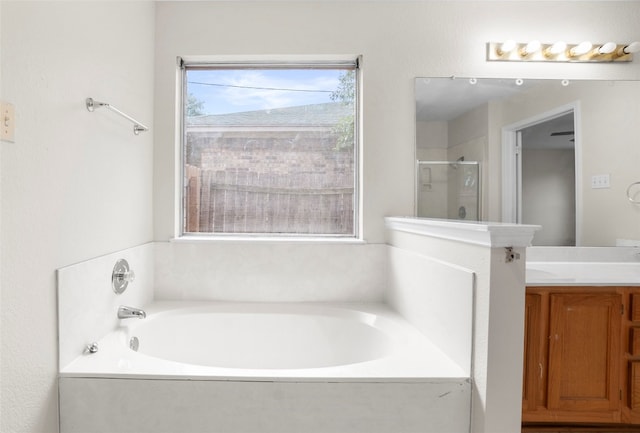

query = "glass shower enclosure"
[{"left": 416, "top": 160, "right": 480, "bottom": 221}]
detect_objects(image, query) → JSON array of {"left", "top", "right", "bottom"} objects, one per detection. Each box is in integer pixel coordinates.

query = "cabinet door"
[
  {"left": 548, "top": 293, "right": 622, "bottom": 413},
  {"left": 523, "top": 292, "right": 546, "bottom": 412}
]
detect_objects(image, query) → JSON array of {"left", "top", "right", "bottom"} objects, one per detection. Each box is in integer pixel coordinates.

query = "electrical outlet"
[{"left": 591, "top": 174, "right": 610, "bottom": 189}]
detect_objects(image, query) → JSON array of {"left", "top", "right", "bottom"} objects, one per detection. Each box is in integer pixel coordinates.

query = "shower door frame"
[{"left": 415, "top": 160, "right": 481, "bottom": 221}]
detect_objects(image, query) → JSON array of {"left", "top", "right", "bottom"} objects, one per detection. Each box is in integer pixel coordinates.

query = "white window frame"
[{"left": 177, "top": 57, "right": 362, "bottom": 241}]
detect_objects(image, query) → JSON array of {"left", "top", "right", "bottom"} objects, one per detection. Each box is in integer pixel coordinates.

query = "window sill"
[{"left": 170, "top": 235, "right": 366, "bottom": 245}]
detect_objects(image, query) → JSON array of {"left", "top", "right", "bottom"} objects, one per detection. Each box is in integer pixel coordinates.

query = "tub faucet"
[{"left": 117, "top": 305, "right": 146, "bottom": 319}]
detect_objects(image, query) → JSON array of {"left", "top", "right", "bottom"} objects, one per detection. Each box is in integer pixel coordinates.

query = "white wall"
[
  {"left": 416, "top": 120, "right": 448, "bottom": 155},
  {"left": 448, "top": 103, "right": 488, "bottom": 160},
  {"left": 522, "top": 148, "right": 576, "bottom": 245},
  {"left": 154, "top": 1, "right": 640, "bottom": 244},
  {"left": 0, "top": 2, "right": 155, "bottom": 432}
]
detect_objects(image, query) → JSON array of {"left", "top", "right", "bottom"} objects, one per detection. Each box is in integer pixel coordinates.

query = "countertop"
[{"left": 526, "top": 261, "right": 640, "bottom": 286}]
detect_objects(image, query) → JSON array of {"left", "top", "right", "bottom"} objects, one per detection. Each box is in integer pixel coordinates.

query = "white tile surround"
[
  {"left": 154, "top": 241, "right": 387, "bottom": 302},
  {"left": 57, "top": 243, "right": 154, "bottom": 370},
  {"left": 386, "top": 246, "right": 474, "bottom": 375}
]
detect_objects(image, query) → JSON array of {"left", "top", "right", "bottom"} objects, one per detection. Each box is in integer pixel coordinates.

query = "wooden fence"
[{"left": 185, "top": 165, "right": 354, "bottom": 235}]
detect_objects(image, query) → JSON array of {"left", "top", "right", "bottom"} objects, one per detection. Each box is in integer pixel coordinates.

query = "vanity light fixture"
[{"left": 487, "top": 40, "right": 640, "bottom": 62}]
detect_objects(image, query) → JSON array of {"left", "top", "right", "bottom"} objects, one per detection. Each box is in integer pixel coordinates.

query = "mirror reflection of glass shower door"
[{"left": 416, "top": 161, "right": 480, "bottom": 221}]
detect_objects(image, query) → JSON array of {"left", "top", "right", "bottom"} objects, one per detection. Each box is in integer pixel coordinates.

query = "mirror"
[{"left": 415, "top": 77, "right": 640, "bottom": 247}]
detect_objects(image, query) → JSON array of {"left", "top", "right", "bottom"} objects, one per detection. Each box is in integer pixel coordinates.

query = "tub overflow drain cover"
[{"left": 129, "top": 336, "right": 139, "bottom": 352}]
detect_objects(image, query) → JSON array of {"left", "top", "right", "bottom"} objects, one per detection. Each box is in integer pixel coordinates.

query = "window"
[{"left": 180, "top": 60, "right": 359, "bottom": 238}]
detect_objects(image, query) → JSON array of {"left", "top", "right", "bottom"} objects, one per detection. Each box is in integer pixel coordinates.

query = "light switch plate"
[
  {"left": 591, "top": 174, "right": 610, "bottom": 189},
  {"left": 0, "top": 101, "right": 15, "bottom": 142}
]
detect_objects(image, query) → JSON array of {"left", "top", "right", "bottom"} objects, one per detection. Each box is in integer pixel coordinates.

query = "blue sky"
[{"left": 187, "top": 69, "right": 345, "bottom": 115}]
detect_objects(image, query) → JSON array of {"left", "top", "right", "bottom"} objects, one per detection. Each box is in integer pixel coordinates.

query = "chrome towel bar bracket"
[
  {"left": 627, "top": 181, "right": 640, "bottom": 204},
  {"left": 86, "top": 97, "right": 149, "bottom": 135}
]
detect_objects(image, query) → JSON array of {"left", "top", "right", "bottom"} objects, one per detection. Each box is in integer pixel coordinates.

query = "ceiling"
[
  {"left": 415, "top": 77, "right": 576, "bottom": 150},
  {"left": 415, "top": 77, "right": 540, "bottom": 122}
]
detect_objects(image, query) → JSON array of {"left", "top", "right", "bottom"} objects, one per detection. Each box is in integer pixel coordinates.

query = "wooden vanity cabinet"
[
  {"left": 523, "top": 287, "right": 625, "bottom": 425},
  {"left": 624, "top": 292, "right": 640, "bottom": 424}
]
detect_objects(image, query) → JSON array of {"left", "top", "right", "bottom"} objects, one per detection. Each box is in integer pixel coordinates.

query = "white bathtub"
[
  {"left": 59, "top": 302, "right": 471, "bottom": 433},
  {"left": 61, "top": 301, "right": 466, "bottom": 380},
  {"left": 132, "top": 303, "right": 393, "bottom": 370}
]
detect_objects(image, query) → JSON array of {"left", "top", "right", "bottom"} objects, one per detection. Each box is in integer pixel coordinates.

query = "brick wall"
[{"left": 185, "top": 129, "right": 355, "bottom": 235}]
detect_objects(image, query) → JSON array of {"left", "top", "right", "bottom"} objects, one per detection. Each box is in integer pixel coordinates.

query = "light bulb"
[
  {"left": 623, "top": 41, "right": 640, "bottom": 54},
  {"left": 545, "top": 41, "right": 567, "bottom": 57},
  {"left": 597, "top": 42, "right": 617, "bottom": 55},
  {"left": 498, "top": 40, "right": 517, "bottom": 56},
  {"left": 520, "top": 40, "right": 541, "bottom": 56},
  {"left": 569, "top": 41, "right": 593, "bottom": 57}
]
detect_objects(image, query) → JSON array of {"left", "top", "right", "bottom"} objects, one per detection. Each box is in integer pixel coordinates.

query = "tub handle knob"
[
  {"left": 115, "top": 270, "right": 136, "bottom": 284},
  {"left": 112, "top": 259, "right": 135, "bottom": 294}
]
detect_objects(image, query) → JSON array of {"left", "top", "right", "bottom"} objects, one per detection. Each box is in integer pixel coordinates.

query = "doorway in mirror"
[
  {"left": 502, "top": 104, "right": 579, "bottom": 246},
  {"left": 519, "top": 111, "right": 577, "bottom": 246}
]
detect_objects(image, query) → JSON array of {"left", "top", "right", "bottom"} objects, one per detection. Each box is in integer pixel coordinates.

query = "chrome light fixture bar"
[
  {"left": 86, "top": 97, "right": 149, "bottom": 135},
  {"left": 487, "top": 41, "right": 640, "bottom": 62}
]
